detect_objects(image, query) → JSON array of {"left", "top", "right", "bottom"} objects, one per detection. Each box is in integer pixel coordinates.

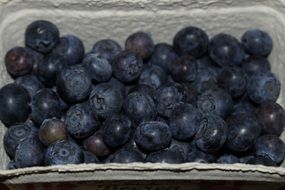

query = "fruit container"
[{"left": 0, "top": 0, "right": 285, "bottom": 189}]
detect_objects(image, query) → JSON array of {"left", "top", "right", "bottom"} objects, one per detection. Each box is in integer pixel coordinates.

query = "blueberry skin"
[
  {"left": 25, "top": 20, "right": 60, "bottom": 54},
  {"left": 170, "top": 55, "right": 197, "bottom": 83},
  {"left": 150, "top": 43, "right": 178, "bottom": 73},
  {"left": 209, "top": 33, "right": 244, "bottom": 66},
  {"left": 83, "top": 151, "right": 99, "bottom": 164},
  {"left": 124, "top": 92, "right": 156, "bottom": 125},
  {"left": 92, "top": 39, "right": 122, "bottom": 62},
  {"left": 246, "top": 156, "right": 277, "bottom": 167},
  {"left": 83, "top": 53, "right": 112, "bottom": 82},
  {"left": 112, "top": 51, "right": 143, "bottom": 83},
  {"left": 241, "top": 29, "right": 273, "bottom": 57},
  {"left": 217, "top": 154, "right": 239, "bottom": 164},
  {"left": 254, "top": 135, "right": 285, "bottom": 165},
  {"left": 169, "top": 104, "right": 202, "bottom": 141},
  {"left": 45, "top": 139, "right": 83, "bottom": 166},
  {"left": 57, "top": 65, "right": 92, "bottom": 103},
  {"left": 7, "top": 160, "right": 17, "bottom": 170},
  {"left": 226, "top": 113, "right": 262, "bottom": 152},
  {"left": 154, "top": 83, "right": 187, "bottom": 118},
  {"left": 197, "top": 88, "right": 233, "bottom": 118},
  {"left": 15, "top": 75, "right": 44, "bottom": 98},
  {"left": 187, "top": 147, "right": 216, "bottom": 163},
  {"left": 217, "top": 66, "right": 247, "bottom": 98},
  {"left": 89, "top": 83, "right": 124, "bottom": 119},
  {"left": 181, "top": 83, "right": 198, "bottom": 105},
  {"left": 169, "top": 140, "right": 192, "bottom": 161},
  {"left": 65, "top": 103, "right": 99, "bottom": 139},
  {"left": 0, "top": 83, "right": 31, "bottom": 126},
  {"left": 232, "top": 100, "right": 257, "bottom": 115},
  {"left": 4, "top": 122, "right": 38, "bottom": 157},
  {"left": 239, "top": 155, "right": 255, "bottom": 164},
  {"left": 135, "top": 121, "right": 172, "bottom": 152},
  {"left": 102, "top": 115, "right": 131, "bottom": 148},
  {"left": 247, "top": 71, "right": 280, "bottom": 104},
  {"left": 195, "top": 114, "right": 228, "bottom": 153},
  {"left": 128, "top": 84, "right": 155, "bottom": 99},
  {"left": 145, "top": 148, "right": 185, "bottom": 163},
  {"left": 173, "top": 26, "right": 209, "bottom": 58},
  {"left": 125, "top": 31, "right": 154, "bottom": 60},
  {"left": 106, "top": 148, "right": 144, "bottom": 163},
  {"left": 139, "top": 65, "right": 167, "bottom": 89},
  {"left": 241, "top": 56, "right": 271, "bottom": 76},
  {"left": 15, "top": 137, "right": 44, "bottom": 168},
  {"left": 31, "top": 88, "right": 61, "bottom": 126},
  {"left": 192, "top": 67, "right": 218, "bottom": 94},
  {"left": 52, "top": 35, "right": 85, "bottom": 65}
]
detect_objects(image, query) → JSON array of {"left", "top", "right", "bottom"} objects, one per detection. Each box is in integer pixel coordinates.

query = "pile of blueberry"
[{"left": 1, "top": 20, "right": 285, "bottom": 169}]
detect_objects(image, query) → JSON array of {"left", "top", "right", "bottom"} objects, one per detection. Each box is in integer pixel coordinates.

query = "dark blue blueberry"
[
  {"left": 7, "top": 160, "right": 17, "bottom": 169},
  {"left": 195, "top": 114, "right": 228, "bottom": 153},
  {"left": 52, "top": 35, "right": 85, "bottom": 65},
  {"left": 113, "top": 51, "right": 143, "bottom": 83},
  {"left": 169, "top": 104, "right": 202, "bottom": 141},
  {"left": 107, "top": 77, "right": 127, "bottom": 97},
  {"left": 217, "top": 154, "right": 239, "bottom": 164},
  {"left": 125, "top": 31, "right": 154, "bottom": 60},
  {"left": 0, "top": 83, "right": 31, "bottom": 126},
  {"left": 45, "top": 139, "right": 83, "bottom": 166},
  {"left": 239, "top": 155, "right": 255, "bottom": 164},
  {"left": 173, "top": 26, "right": 209, "bottom": 58},
  {"left": 102, "top": 115, "right": 131, "bottom": 149},
  {"left": 106, "top": 148, "right": 144, "bottom": 163},
  {"left": 92, "top": 39, "right": 122, "bottom": 62},
  {"left": 241, "top": 29, "right": 273, "bottom": 57},
  {"left": 124, "top": 92, "right": 156, "bottom": 125},
  {"left": 15, "top": 137, "right": 44, "bottom": 168},
  {"left": 15, "top": 75, "right": 44, "bottom": 98},
  {"left": 57, "top": 65, "right": 92, "bottom": 103},
  {"left": 31, "top": 88, "right": 61, "bottom": 126},
  {"left": 192, "top": 67, "right": 218, "bottom": 94},
  {"left": 209, "top": 33, "right": 244, "bottom": 67},
  {"left": 4, "top": 122, "right": 38, "bottom": 157},
  {"left": 196, "top": 55, "right": 220, "bottom": 72},
  {"left": 217, "top": 66, "right": 247, "bottom": 98},
  {"left": 246, "top": 156, "right": 277, "bottom": 166},
  {"left": 83, "top": 150, "right": 99, "bottom": 164},
  {"left": 145, "top": 148, "right": 185, "bottom": 163},
  {"left": 25, "top": 20, "right": 59, "bottom": 54},
  {"left": 241, "top": 56, "right": 271, "bottom": 76},
  {"left": 150, "top": 43, "right": 178, "bottom": 73},
  {"left": 128, "top": 84, "right": 155, "bottom": 99},
  {"left": 254, "top": 135, "right": 285, "bottom": 165},
  {"left": 232, "top": 100, "right": 257, "bottom": 115},
  {"left": 226, "top": 113, "right": 262, "bottom": 152},
  {"left": 154, "top": 83, "right": 187, "bottom": 118},
  {"left": 135, "top": 121, "right": 172, "bottom": 152},
  {"left": 169, "top": 140, "right": 191, "bottom": 161},
  {"left": 83, "top": 53, "right": 112, "bottom": 82},
  {"left": 65, "top": 103, "right": 99, "bottom": 139},
  {"left": 187, "top": 147, "right": 216, "bottom": 163},
  {"left": 170, "top": 55, "right": 197, "bottom": 82},
  {"left": 197, "top": 88, "right": 233, "bottom": 118},
  {"left": 247, "top": 71, "right": 280, "bottom": 104},
  {"left": 181, "top": 83, "right": 198, "bottom": 105},
  {"left": 139, "top": 65, "right": 167, "bottom": 89}
]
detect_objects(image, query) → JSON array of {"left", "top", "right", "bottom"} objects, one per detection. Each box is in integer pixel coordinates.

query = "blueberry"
[
  {"left": 0, "top": 83, "right": 31, "bottom": 126},
  {"left": 150, "top": 43, "right": 178, "bottom": 73},
  {"left": 217, "top": 154, "right": 239, "bottom": 164},
  {"left": 187, "top": 147, "right": 216, "bottom": 163},
  {"left": 169, "top": 140, "right": 192, "bottom": 161},
  {"left": 241, "top": 29, "right": 273, "bottom": 57},
  {"left": 128, "top": 84, "right": 155, "bottom": 99},
  {"left": 254, "top": 135, "right": 285, "bottom": 165},
  {"left": 217, "top": 66, "right": 247, "bottom": 98},
  {"left": 169, "top": 104, "right": 202, "bottom": 141},
  {"left": 83, "top": 130, "right": 112, "bottom": 157},
  {"left": 135, "top": 121, "right": 172, "bottom": 152},
  {"left": 52, "top": 35, "right": 85, "bottom": 65},
  {"left": 45, "top": 139, "right": 83, "bottom": 166},
  {"left": 170, "top": 55, "right": 197, "bottom": 82},
  {"left": 7, "top": 160, "right": 17, "bottom": 169},
  {"left": 181, "top": 83, "right": 198, "bottom": 105},
  {"left": 145, "top": 148, "right": 185, "bottom": 163},
  {"left": 226, "top": 113, "right": 262, "bottom": 152},
  {"left": 209, "top": 33, "right": 244, "bottom": 66},
  {"left": 25, "top": 20, "right": 59, "bottom": 54},
  {"left": 92, "top": 39, "right": 122, "bottom": 62},
  {"left": 106, "top": 77, "right": 127, "bottom": 97},
  {"left": 106, "top": 148, "right": 144, "bottom": 163},
  {"left": 125, "top": 31, "right": 154, "bottom": 60},
  {"left": 15, "top": 75, "right": 44, "bottom": 98},
  {"left": 5, "top": 47, "right": 34, "bottom": 77},
  {"left": 138, "top": 65, "right": 167, "bottom": 89},
  {"left": 173, "top": 26, "right": 209, "bottom": 58},
  {"left": 239, "top": 155, "right": 255, "bottom": 164},
  {"left": 195, "top": 114, "right": 228, "bottom": 153},
  {"left": 192, "top": 67, "right": 218, "bottom": 94},
  {"left": 241, "top": 56, "right": 271, "bottom": 76},
  {"left": 83, "top": 53, "right": 112, "bottom": 82},
  {"left": 124, "top": 92, "right": 156, "bottom": 125},
  {"left": 83, "top": 150, "right": 99, "bottom": 164},
  {"left": 247, "top": 71, "right": 280, "bottom": 104},
  {"left": 89, "top": 82, "right": 124, "bottom": 119},
  {"left": 31, "top": 88, "right": 61, "bottom": 126},
  {"left": 57, "top": 65, "right": 92, "bottom": 103},
  {"left": 39, "top": 118, "right": 68, "bottom": 146},
  {"left": 232, "top": 100, "right": 257, "bottom": 115},
  {"left": 112, "top": 51, "right": 143, "bottom": 83},
  {"left": 102, "top": 115, "right": 131, "bottom": 148},
  {"left": 246, "top": 156, "right": 277, "bottom": 166},
  {"left": 197, "top": 88, "right": 233, "bottom": 118},
  {"left": 4, "top": 122, "right": 38, "bottom": 157},
  {"left": 15, "top": 137, "right": 44, "bottom": 168},
  {"left": 154, "top": 83, "right": 187, "bottom": 118}
]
